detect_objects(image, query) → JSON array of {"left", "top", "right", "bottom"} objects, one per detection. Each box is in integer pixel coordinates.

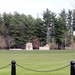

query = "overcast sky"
[{"left": 0, "top": 0, "right": 74, "bottom": 18}]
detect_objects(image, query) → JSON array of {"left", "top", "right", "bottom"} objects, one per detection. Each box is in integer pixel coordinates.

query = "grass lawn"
[{"left": 0, "top": 50, "right": 75, "bottom": 75}]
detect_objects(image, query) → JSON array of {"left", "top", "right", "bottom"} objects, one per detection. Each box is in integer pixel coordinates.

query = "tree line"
[{"left": 0, "top": 8, "right": 75, "bottom": 49}]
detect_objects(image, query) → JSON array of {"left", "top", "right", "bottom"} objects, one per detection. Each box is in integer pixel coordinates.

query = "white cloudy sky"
[{"left": 0, "top": 0, "right": 74, "bottom": 18}]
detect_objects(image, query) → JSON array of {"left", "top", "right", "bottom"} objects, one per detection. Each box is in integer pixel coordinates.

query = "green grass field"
[{"left": 0, "top": 50, "right": 75, "bottom": 75}]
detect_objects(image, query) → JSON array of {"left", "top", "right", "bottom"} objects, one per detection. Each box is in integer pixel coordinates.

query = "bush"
[
  {"left": 0, "top": 36, "right": 7, "bottom": 49},
  {"left": 50, "top": 39, "right": 58, "bottom": 49}
]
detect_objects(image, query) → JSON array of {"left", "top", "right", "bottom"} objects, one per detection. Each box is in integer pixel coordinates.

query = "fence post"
[
  {"left": 70, "top": 61, "right": 75, "bottom": 75},
  {"left": 11, "top": 60, "right": 16, "bottom": 75}
]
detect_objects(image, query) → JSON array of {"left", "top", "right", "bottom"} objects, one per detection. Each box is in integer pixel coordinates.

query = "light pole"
[
  {"left": 46, "top": 24, "right": 52, "bottom": 49},
  {"left": 70, "top": 25, "right": 75, "bottom": 50}
]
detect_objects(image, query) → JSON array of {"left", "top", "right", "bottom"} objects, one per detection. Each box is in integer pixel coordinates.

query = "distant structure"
[
  {"left": 39, "top": 44, "right": 49, "bottom": 50},
  {"left": 26, "top": 42, "right": 33, "bottom": 50}
]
